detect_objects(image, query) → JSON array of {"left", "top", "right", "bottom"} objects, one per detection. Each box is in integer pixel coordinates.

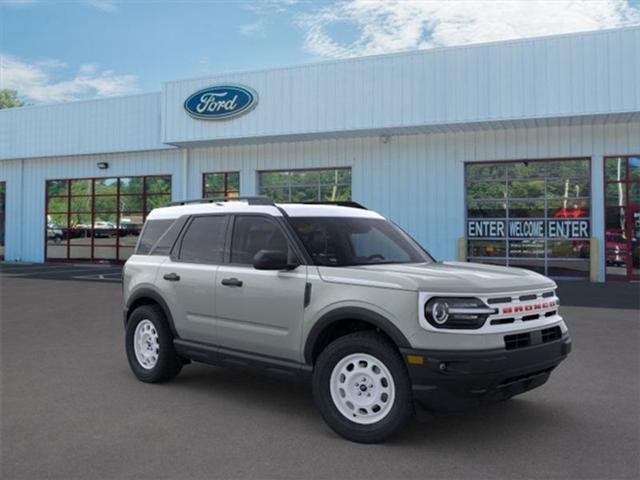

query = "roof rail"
[
  {"left": 168, "top": 196, "right": 275, "bottom": 207},
  {"left": 297, "top": 201, "right": 368, "bottom": 210}
]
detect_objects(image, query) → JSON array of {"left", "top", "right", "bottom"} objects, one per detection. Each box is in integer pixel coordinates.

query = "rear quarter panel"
[{"left": 123, "top": 255, "right": 168, "bottom": 309}]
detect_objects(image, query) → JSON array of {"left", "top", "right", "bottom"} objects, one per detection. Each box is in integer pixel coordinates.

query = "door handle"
[
  {"left": 163, "top": 272, "right": 181, "bottom": 282},
  {"left": 221, "top": 277, "right": 243, "bottom": 287}
]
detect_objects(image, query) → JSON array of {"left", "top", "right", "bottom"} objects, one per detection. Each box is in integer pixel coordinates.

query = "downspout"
[
  {"left": 19, "top": 158, "right": 24, "bottom": 262},
  {"left": 181, "top": 149, "right": 188, "bottom": 201}
]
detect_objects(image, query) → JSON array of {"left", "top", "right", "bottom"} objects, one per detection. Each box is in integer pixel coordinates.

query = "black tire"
[
  {"left": 312, "top": 331, "right": 414, "bottom": 443},
  {"left": 125, "top": 304, "right": 182, "bottom": 383}
]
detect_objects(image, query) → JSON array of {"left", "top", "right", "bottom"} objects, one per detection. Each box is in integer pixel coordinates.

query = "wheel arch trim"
[
  {"left": 124, "top": 287, "right": 179, "bottom": 338},
  {"left": 303, "top": 307, "right": 411, "bottom": 365}
]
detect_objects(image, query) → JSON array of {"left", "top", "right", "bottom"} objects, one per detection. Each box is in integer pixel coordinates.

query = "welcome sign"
[
  {"left": 467, "top": 219, "right": 590, "bottom": 239},
  {"left": 184, "top": 85, "right": 258, "bottom": 120}
]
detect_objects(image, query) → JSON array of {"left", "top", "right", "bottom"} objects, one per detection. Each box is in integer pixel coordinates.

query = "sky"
[{"left": 1, "top": 0, "right": 640, "bottom": 105}]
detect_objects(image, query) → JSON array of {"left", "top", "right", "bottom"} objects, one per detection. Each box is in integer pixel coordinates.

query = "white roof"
[{"left": 146, "top": 201, "right": 384, "bottom": 221}]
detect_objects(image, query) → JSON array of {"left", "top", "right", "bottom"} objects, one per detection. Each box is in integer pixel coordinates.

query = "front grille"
[
  {"left": 542, "top": 326, "right": 562, "bottom": 343},
  {"left": 505, "top": 332, "right": 531, "bottom": 350},
  {"left": 545, "top": 310, "right": 557, "bottom": 317},
  {"left": 542, "top": 291, "right": 555, "bottom": 298},
  {"left": 522, "top": 314, "right": 540, "bottom": 321},
  {"left": 519, "top": 294, "right": 537, "bottom": 302},
  {"left": 488, "top": 296, "right": 512, "bottom": 304}
]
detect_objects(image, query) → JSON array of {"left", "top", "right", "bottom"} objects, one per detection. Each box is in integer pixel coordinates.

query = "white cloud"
[
  {"left": 78, "top": 63, "right": 98, "bottom": 75},
  {"left": 0, "top": 53, "right": 138, "bottom": 103},
  {"left": 244, "top": 0, "right": 300, "bottom": 15},
  {"left": 300, "top": 0, "right": 640, "bottom": 58},
  {"left": 86, "top": 0, "right": 119, "bottom": 13},
  {"left": 239, "top": 19, "right": 266, "bottom": 37}
]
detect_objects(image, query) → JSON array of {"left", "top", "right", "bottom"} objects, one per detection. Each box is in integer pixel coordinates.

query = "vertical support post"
[
  {"left": 458, "top": 238, "right": 466, "bottom": 262},
  {"left": 590, "top": 237, "right": 599, "bottom": 282},
  {"left": 181, "top": 149, "right": 188, "bottom": 201}
]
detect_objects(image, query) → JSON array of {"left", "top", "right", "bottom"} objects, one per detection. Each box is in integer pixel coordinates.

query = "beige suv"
[{"left": 123, "top": 197, "right": 571, "bottom": 443}]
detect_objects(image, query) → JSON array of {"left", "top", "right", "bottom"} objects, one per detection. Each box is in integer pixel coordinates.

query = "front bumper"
[{"left": 400, "top": 334, "right": 571, "bottom": 411}]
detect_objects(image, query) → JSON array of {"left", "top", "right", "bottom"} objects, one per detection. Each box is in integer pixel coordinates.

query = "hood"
[{"left": 316, "top": 261, "right": 555, "bottom": 294}]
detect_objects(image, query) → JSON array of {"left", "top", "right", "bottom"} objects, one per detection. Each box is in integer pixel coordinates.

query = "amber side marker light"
[{"left": 407, "top": 355, "right": 424, "bottom": 365}]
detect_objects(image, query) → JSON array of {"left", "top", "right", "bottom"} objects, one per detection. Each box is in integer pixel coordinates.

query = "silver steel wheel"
[
  {"left": 133, "top": 319, "right": 160, "bottom": 370},
  {"left": 329, "top": 353, "right": 396, "bottom": 425}
]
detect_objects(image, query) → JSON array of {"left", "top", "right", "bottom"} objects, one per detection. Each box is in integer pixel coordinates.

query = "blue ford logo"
[{"left": 184, "top": 85, "right": 258, "bottom": 120}]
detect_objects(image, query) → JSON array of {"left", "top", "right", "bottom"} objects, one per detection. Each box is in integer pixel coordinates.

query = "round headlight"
[
  {"left": 424, "top": 297, "right": 494, "bottom": 329},
  {"left": 430, "top": 300, "right": 449, "bottom": 324}
]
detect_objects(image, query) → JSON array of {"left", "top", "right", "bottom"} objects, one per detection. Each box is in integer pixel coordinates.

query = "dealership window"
[
  {"left": 46, "top": 175, "right": 171, "bottom": 262},
  {"left": 0, "top": 181, "right": 5, "bottom": 260},
  {"left": 465, "top": 159, "right": 591, "bottom": 278},
  {"left": 203, "top": 172, "right": 240, "bottom": 198},
  {"left": 604, "top": 156, "right": 640, "bottom": 281},
  {"left": 258, "top": 168, "right": 352, "bottom": 202}
]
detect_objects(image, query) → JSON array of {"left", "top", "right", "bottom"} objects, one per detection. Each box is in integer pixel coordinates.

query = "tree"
[{"left": 0, "top": 89, "right": 24, "bottom": 109}]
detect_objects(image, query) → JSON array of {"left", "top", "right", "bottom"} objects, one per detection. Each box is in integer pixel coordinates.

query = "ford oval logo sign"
[{"left": 184, "top": 85, "right": 258, "bottom": 120}]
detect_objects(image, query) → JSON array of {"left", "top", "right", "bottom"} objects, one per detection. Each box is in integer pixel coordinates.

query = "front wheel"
[{"left": 312, "top": 332, "right": 414, "bottom": 443}]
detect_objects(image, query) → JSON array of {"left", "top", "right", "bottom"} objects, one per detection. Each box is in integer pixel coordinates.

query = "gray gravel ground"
[{"left": 1, "top": 276, "right": 639, "bottom": 480}]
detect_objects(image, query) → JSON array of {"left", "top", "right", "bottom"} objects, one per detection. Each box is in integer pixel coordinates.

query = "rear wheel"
[
  {"left": 125, "top": 304, "right": 182, "bottom": 383},
  {"left": 312, "top": 331, "right": 414, "bottom": 443}
]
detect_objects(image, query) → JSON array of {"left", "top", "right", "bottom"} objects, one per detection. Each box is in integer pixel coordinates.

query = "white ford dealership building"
[{"left": 1, "top": 27, "right": 639, "bottom": 282}]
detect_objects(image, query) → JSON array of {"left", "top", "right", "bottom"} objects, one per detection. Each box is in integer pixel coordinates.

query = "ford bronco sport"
[{"left": 123, "top": 197, "right": 571, "bottom": 443}]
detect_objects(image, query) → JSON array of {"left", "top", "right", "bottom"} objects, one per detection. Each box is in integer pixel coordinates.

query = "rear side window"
[
  {"left": 151, "top": 217, "right": 187, "bottom": 256},
  {"left": 179, "top": 215, "right": 228, "bottom": 264},
  {"left": 136, "top": 219, "right": 175, "bottom": 255}
]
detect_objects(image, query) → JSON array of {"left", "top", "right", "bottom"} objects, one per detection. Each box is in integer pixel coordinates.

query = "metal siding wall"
[
  {"left": 2, "top": 123, "right": 638, "bottom": 281},
  {"left": 185, "top": 122, "right": 639, "bottom": 280},
  {"left": 163, "top": 28, "right": 640, "bottom": 145},
  {"left": 0, "top": 149, "right": 182, "bottom": 262},
  {"left": 0, "top": 93, "right": 169, "bottom": 161}
]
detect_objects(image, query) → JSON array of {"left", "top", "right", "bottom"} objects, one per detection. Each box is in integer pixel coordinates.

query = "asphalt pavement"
[{"left": 1, "top": 274, "right": 639, "bottom": 479}]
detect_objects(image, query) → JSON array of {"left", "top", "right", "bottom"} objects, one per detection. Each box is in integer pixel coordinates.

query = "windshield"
[{"left": 288, "top": 217, "right": 433, "bottom": 267}]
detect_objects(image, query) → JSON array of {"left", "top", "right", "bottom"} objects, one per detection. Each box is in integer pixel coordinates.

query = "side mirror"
[{"left": 252, "top": 250, "right": 298, "bottom": 271}]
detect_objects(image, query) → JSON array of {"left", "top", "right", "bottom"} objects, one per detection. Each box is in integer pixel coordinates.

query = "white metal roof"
[{"left": 146, "top": 202, "right": 383, "bottom": 220}]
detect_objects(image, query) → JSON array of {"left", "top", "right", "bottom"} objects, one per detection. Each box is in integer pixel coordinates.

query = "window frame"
[
  {"left": 464, "top": 157, "right": 592, "bottom": 279},
  {"left": 172, "top": 214, "right": 230, "bottom": 265},
  {"left": 603, "top": 154, "right": 640, "bottom": 281},
  {"left": 257, "top": 167, "right": 352, "bottom": 202},
  {"left": 202, "top": 171, "right": 240, "bottom": 199},
  {"left": 44, "top": 174, "right": 172, "bottom": 263}
]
